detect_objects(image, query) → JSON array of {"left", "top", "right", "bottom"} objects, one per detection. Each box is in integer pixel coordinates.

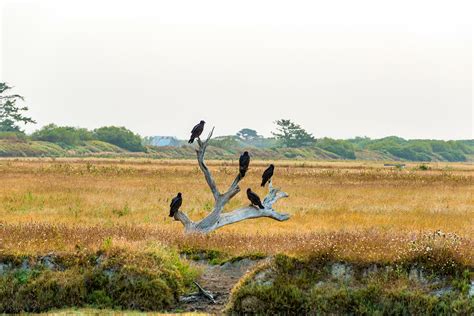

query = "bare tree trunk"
[{"left": 172, "top": 127, "right": 289, "bottom": 234}]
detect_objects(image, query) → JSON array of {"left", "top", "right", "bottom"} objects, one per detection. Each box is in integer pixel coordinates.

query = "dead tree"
[{"left": 173, "top": 127, "right": 290, "bottom": 234}]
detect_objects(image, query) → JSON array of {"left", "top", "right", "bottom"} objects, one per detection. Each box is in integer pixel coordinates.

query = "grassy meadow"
[{"left": 0, "top": 158, "right": 472, "bottom": 264}]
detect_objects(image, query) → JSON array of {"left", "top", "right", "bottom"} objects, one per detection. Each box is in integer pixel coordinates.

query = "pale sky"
[{"left": 1, "top": 0, "right": 473, "bottom": 140}]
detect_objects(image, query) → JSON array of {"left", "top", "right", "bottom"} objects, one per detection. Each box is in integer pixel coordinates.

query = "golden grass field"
[{"left": 0, "top": 158, "right": 473, "bottom": 263}]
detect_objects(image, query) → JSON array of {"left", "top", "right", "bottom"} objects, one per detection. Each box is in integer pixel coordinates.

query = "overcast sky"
[{"left": 1, "top": 0, "right": 472, "bottom": 139}]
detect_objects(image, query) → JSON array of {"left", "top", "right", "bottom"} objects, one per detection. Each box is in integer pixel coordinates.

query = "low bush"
[
  {"left": 94, "top": 126, "right": 145, "bottom": 152},
  {"left": 0, "top": 140, "right": 65, "bottom": 157},
  {"left": 228, "top": 251, "right": 473, "bottom": 315},
  {"left": 31, "top": 124, "right": 94, "bottom": 147},
  {"left": 315, "top": 138, "right": 356, "bottom": 160},
  {"left": 0, "top": 247, "right": 197, "bottom": 313},
  {"left": 0, "top": 131, "right": 27, "bottom": 142}
]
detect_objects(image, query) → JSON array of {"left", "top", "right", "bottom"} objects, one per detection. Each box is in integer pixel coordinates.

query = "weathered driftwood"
[
  {"left": 173, "top": 127, "right": 289, "bottom": 234},
  {"left": 179, "top": 281, "right": 216, "bottom": 304}
]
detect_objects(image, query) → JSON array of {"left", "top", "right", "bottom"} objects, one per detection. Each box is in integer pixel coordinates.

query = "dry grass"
[{"left": 0, "top": 158, "right": 473, "bottom": 264}]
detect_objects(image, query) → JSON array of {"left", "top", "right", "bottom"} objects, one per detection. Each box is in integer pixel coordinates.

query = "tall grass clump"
[
  {"left": 0, "top": 247, "right": 198, "bottom": 313},
  {"left": 228, "top": 250, "right": 474, "bottom": 315}
]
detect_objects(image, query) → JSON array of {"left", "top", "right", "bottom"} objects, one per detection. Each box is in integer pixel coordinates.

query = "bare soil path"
[{"left": 178, "top": 259, "right": 261, "bottom": 314}]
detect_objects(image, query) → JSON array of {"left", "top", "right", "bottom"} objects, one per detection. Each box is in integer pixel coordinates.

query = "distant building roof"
[{"left": 148, "top": 136, "right": 180, "bottom": 147}]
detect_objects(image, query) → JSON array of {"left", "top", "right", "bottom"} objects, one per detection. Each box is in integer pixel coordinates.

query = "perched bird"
[
  {"left": 247, "top": 188, "right": 264, "bottom": 209},
  {"left": 239, "top": 151, "right": 250, "bottom": 177},
  {"left": 188, "top": 120, "right": 206, "bottom": 143},
  {"left": 169, "top": 192, "right": 182, "bottom": 217},
  {"left": 261, "top": 164, "right": 274, "bottom": 187}
]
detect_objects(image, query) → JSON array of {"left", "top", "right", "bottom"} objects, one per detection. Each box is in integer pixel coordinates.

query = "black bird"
[
  {"left": 169, "top": 192, "right": 182, "bottom": 217},
  {"left": 247, "top": 188, "right": 264, "bottom": 209},
  {"left": 261, "top": 164, "right": 274, "bottom": 187},
  {"left": 239, "top": 151, "right": 250, "bottom": 177},
  {"left": 188, "top": 120, "right": 206, "bottom": 143}
]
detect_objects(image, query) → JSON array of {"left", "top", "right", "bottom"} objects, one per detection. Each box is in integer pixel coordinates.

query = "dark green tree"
[
  {"left": 272, "top": 119, "right": 315, "bottom": 148},
  {"left": 316, "top": 138, "right": 356, "bottom": 159},
  {"left": 236, "top": 128, "right": 260, "bottom": 141},
  {"left": 31, "top": 124, "right": 94, "bottom": 147},
  {"left": 0, "top": 83, "right": 35, "bottom": 132},
  {"left": 94, "top": 126, "right": 145, "bottom": 152}
]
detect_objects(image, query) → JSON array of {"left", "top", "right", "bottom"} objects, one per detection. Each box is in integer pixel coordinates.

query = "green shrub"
[
  {"left": 80, "top": 140, "right": 124, "bottom": 153},
  {"left": 358, "top": 137, "right": 470, "bottom": 162},
  {"left": 315, "top": 138, "right": 356, "bottom": 159},
  {"left": 0, "top": 140, "right": 65, "bottom": 157},
  {"left": 418, "top": 164, "right": 430, "bottom": 171},
  {"left": 438, "top": 151, "right": 466, "bottom": 162},
  {"left": 31, "top": 124, "right": 94, "bottom": 147},
  {"left": 209, "top": 136, "right": 241, "bottom": 149},
  {"left": 0, "top": 248, "right": 197, "bottom": 313},
  {"left": 228, "top": 252, "right": 473, "bottom": 315},
  {"left": 94, "top": 126, "right": 145, "bottom": 152},
  {"left": 0, "top": 131, "right": 27, "bottom": 142}
]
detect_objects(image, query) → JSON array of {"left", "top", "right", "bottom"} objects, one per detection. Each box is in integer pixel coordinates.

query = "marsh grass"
[{"left": 0, "top": 158, "right": 473, "bottom": 264}]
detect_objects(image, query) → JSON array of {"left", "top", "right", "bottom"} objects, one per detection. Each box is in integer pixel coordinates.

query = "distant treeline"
[
  {"left": 2, "top": 83, "right": 472, "bottom": 161},
  {"left": 204, "top": 134, "right": 473, "bottom": 162},
  {"left": 0, "top": 124, "right": 144, "bottom": 152},
  {"left": 0, "top": 124, "right": 473, "bottom": 162},
  {"left": 348, "top": 136, "right": 473, "bottom": 162}
]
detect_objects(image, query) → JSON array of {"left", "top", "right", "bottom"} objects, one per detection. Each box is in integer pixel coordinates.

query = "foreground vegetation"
[
  {"left": 0, "top": 246, "right": 197, "bottom": 313},
  {"left": 229, "top": 252, "right": 473, "bottom": 314},
  {"left": 0, "top": 158, "right": 472, "bottom": 312}
]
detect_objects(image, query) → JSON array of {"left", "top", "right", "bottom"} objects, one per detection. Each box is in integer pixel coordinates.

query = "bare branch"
[
  {"left": 170, "top": 126, "right": 290, "bottom": 234},
  {"left": 173, "top": 210, "right": 194, "bottom": 230},
  {"left": 214, "top": 206, "right": 289, "bottom": 230},
  {"left": 193, "top": 281, "right": 216, "bottom": 304},
  {"left": 196, "top": 182, "right": 289, "bottom": 232},
  {"left": 197, "top": 163, "right": 245, "bottom": 230},
  {"left": 0, "top": 94, "right": 24, "bottom": 101},
  {"left": 195, "top": 127, "right": 219, "bottom": 201},
  {"left": 221, "top": 174, "right": 242, "bottom": 202},
  {"left": 263, "top": 180, "right": 289, "bottom": 208}
]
